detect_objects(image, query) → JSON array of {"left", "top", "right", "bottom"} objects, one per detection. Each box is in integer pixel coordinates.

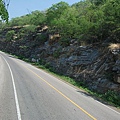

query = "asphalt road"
[{"left": 0, "top": 51, "right": 120, "bottom": 120}]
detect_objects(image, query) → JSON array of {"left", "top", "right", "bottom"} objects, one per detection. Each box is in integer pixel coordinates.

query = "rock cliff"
[{"left": 0, "top": 26, "right": 120, "bottom": 94}]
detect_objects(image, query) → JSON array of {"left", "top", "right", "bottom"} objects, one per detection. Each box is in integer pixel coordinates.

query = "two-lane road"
[{"left": 0, "top": 51, "right": 120, "bottom": 120}]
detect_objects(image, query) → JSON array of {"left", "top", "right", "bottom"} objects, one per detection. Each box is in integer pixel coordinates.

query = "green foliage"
[
  {"left": 6, "top": 30, "right": 15, "bottom": 41},
  {"left": 19, "top": 45, "right": 27, "bottom": 49},
  {"left": 0, "top": 20, "right": 7, "bottom": 29},
  {"left": 7, "top": 10, "right": 46, "bottom": 27},
  {"left": 46, "top": 1, "right": 70, "bottom": 26},
  {"left": 60, "top": 38, "right": 70, "bottom": 46},
  {"left": 102, "top": 0, "right": 120, "bottom": 32},
  {"left": 102, "top": 90, "right": 120, "bottom": 106},
  {"left": 2, "top": 0, "right": 120, "bottom": 44},
  {"left": 0, "top": 0, "right": 9, "bottom": 22},
  {"left": 35, "top": 33, "right": 48, "bottom": 44},
  {"left": 53, "top": 49, "right": 61, "bottom": 58},
  {"left": 16, "top": 25, "right": 37, "bottom": 39},
  {"left": 89, "top": 0, "right": 107, "bottom": 6},
  {"left": 8, "top": 15, "right": 31, "bottom": 27},
  {"left": 23, "top": 25, "right": 37, "bottom": 33},
  {"left": 17, "top": 31, "right": 24, "bottom": 39},
  {"left": 30, "top": 10, "right": 46, "bottom": 25}
]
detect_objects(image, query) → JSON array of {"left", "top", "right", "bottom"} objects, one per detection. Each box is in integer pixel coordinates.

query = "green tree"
[
  {"left": 103, "top": 0, "right": 120, "bottom": 25},
  {"left": 7, "top": 10, "right": 46, "bottom": 27},
  {"left": 30, "top": 10, "right": 46, "bottom": 25},
  {"left": 89, "top": 0, "right": 107, "bottom": 6},
  {"left": 102, "top": 0, "right": 120, "bottom": 41},
  {"left": 8, "top": 17, "right": 22, "bottom": 26},
  {"left": 46, "top": 1, "right": 70, "bottom": 26},
  {"left": 8, "top": 15, "right": 31, "bottom": 27},
  {"left": 0, "top": 0, "right": 9, "bottom": 22},
  {"left": 55, "top": 7, "right": 79, "bottom": 38}
]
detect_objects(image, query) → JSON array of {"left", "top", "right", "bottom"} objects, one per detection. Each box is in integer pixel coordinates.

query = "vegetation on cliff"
[{"left": 0, "top": 0, "right": 120, "bottom": 44}]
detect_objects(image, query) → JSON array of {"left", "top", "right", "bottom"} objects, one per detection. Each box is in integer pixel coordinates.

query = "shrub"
[
  {"left": 102, "top": 90, "right": 120, "bottom": 106},
  {"left": 35, "top": 33, "right": 48, "bottom": 44},
  {"left": 22, "top": 25, "right": 37, "bottom": 34},
  {"left": 6, "top": 30, "right": 15, "bottom": 41},
  {"left": 53, "top": 49, "right": 61, "bottom": 58},
  {"left": 59, "top": 37, "right": 70, "bottom": 46}
]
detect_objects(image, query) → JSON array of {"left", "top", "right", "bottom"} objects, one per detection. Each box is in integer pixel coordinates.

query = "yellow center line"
[{"left": 21, "top": 64, "right": 97, "bottom": 120}]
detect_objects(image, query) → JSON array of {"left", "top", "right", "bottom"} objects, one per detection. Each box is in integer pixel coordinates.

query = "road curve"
[{"left": 0, "top": 51, "right": 120, "bottom": 120}]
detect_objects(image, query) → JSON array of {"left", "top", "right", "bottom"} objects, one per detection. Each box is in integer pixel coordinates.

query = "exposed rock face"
[{"left": 0, "top": 26, "right": 120, "bottom": 94}]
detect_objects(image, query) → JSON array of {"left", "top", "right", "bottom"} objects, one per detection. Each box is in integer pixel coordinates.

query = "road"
[{"left": 0, "top": 51, "right": 120, "bottom": 120}]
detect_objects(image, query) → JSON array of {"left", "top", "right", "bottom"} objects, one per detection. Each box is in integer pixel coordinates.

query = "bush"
[
  {"left": 6, "top": 30, "right": 15, "bottom": 41},
  {"left": 102, "top": 90, "right": 120, "bottom": 106},
  {"left": 22, "top": 25, "right": 37, "bottom": 34},
  {"left": 53, "top": 49, "right": 61, "bottom": 58},
  {"left": 60, "top": 37, "right": 70, "bottom": 46},
  {"left": 35, "top": 33, "right": 48, "bottom": 44}
]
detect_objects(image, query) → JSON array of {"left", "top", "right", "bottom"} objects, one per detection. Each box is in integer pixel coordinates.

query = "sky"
[{"left": 7, "top": 0, "right": 81, "bottom": 20}]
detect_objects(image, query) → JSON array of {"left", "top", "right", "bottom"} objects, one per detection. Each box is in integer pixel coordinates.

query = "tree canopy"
[{"left": 2, "top": 0, "right": 120, "bottom": 44}]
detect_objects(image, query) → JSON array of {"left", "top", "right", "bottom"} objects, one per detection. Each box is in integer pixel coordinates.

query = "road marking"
[
  {"left": 96, "top": 100, "right": 120, "bottom": 115},
  {"left": 1, "top": 55, "right": 22, "bottom": 120},
  {"left": 22, "top": 65, "right": 97, "bottom": 120}
]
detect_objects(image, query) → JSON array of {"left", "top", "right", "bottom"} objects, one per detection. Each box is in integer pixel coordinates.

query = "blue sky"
[{"left": 8, "top": 0, "right": 81, "bottom": 20}]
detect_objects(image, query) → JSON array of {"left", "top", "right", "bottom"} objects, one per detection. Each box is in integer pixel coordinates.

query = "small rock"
[{"left": 31, "top": 58, "right": 36, "bottom": 62}]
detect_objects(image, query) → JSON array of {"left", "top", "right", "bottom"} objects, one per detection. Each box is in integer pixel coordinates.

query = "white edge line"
[
  {"left": 95, "top": 100, "right": 120, "bottom": 115},
  {"left": 1, "top": 52, "right": 120, "bottom": 116},
  {"left": 1, "top": 55, "right": 22, "bottom": 120}
]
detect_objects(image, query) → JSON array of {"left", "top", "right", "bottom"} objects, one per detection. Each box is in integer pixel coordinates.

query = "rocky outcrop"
[{"left": 0, "top": 26, "right": 120, "bottom": 94}]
